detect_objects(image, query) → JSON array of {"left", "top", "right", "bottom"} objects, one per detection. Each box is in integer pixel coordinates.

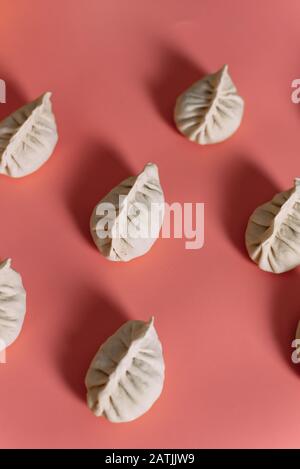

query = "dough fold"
[
  {"left": 85, "top": 317, "right": 165, "bottom": 423},
  {"left": 174, "top": 65, "right": 244, "bottom": 145}
]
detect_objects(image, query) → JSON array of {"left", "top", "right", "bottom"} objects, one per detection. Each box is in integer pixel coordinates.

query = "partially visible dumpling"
[
  {"left": 174, "top": 65, "right": 244, "bottom": 145},
  {"left": 0, "top": 92, "right": 58, "bottom": 178},
  {"left": 0, "top": 259, "right": 26, "bottom": 351},
  {"left": 90, "top": 162, "right": 165, "bottom": 262},
  {"left": 245, "top": 178, "right": 300, "bottom": 273},
  {"left": 85, "top": 317, "right": 165, "bottom": 423}
]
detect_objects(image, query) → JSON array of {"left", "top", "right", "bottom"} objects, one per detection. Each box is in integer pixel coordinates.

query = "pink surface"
[{"left": 0, "top": 0, "right": 300, "bottom": 449}]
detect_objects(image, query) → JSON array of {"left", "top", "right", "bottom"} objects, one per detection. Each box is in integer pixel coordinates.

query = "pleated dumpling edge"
[
  {"left": 90, "top": 162, "right": 165, "bottom": 262},
  {"left": 0, "top": 258, "right": 26, "bottom": 350},
  {"left": 174, "top": 64, "right": 244, "bottom": 145},
  {"left": 0, "top": 91, "right": 58, "bottom": 178},
  {"left": 245, "top": 178, "right": 300, "bottom": 273},
  {"left": 85, "top": 317, "right": 165, "bottom": 423}
]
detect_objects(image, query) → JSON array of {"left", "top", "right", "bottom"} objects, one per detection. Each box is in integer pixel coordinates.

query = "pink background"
[{"left": 0, "top": 0, "right": 300, "bottom": 449}]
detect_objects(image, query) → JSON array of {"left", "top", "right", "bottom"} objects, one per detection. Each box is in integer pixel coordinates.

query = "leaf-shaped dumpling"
[
  {"left": 174, "top": 65, "right": 244, "bottom": 145},
  {"left": 0, "top": 92, "right": 58, "bottom": 178},
  {"left": 245, "top": 178, "right": 300, "bottom": 273},
  {"left": 85, "top": 317, "right": 165, "bottom": 423},
  {"left": 90, "top": 162, "right": 165, "bottom": 262},
  {"left": 0, "top": 259, "right": 26, "bottom": 351}
]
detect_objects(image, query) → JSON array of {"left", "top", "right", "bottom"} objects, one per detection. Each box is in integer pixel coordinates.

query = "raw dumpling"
[
  {"left": 85, "top": 317, "right": 165, "bottom": 423},
  {"left": 0, "top": 92, "right": 58, "bottom": 178},
  {"left": 174, "top": 65, "right": 244, "bottom": 145},
  {"left": 0, "top": 259, "right": 26, "bottom": 351},
  {"left": 90, "top": 162, "right": 165, "bottom": 262},
  {"left": 245, "top": 178, "right": 300, "bottom": 273}
]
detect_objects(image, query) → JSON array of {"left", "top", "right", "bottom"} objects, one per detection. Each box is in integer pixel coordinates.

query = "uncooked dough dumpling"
[
  {"left": 85, "top": 317, "right": 165, "bottom": 423},
  {"left": 174, "top": 65, "right": 244, "bottom": 145},
  {"left": 90, "top": 162, "right": 165, "bottom": 262},
  {"left": 0, "top": 259, "right": 26, "bottom": 351},
  {"left": 245, "top": 178, "right": 300, "bottom": 273},
  {"left": 0, "top": 92, "right": 58, "bottom": 177}
]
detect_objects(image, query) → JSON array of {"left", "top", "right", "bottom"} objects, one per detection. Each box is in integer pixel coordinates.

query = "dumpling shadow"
[
  {"left": 271, "top": 270, "right": 300, "bottom": 376},
  {"left": 58, "top": 287, "right": 128, "bottom": 401},
  {"left": 220, "top": 158, "right": 279, "bottom": 258},
  {"left": 0, "top": 71, "right": 27, "bottom": 121},
  {"left": 146, "top": 45, "right": 206, "bottom": 129},
  {"left": 68, "top": 140, "right": 132, "bottom": 247}
]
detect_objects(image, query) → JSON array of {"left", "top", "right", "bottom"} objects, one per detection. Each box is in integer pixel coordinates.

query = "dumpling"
[
  {"left": 85, "top": 318, "right": 164, "bottom": 423},
  {"left": 245, "top": 178, "right": 300, "bottom": 273},
  {"left": 174, "top": 64, "right": 244, "bottom": 145},
  {"left": 0, "top": 92, "right": 58, "bottom": 178},
  {"left": 0, "top": 259, "right": 26, "bottom": 351},
  {"left": 85, "top": 317, "right": 165, "bottom": 423},
  {"left": 90, "top": 162, "right": 165, "bottom": 262}
]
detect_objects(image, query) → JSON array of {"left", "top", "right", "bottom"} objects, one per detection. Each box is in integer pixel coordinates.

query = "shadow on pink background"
[{"left": 1, "top": 0, "right": 300, "bottom": 449}]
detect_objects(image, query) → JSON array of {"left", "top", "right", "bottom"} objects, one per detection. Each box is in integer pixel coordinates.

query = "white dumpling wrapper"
[
  {"left": 90, "top": 162, "right": 165, "bottom": 262},
  {"left": 85, "top": 317, "right": 165, "bottom": 423},
  {"left": 0, "top": 92, "right": 58, "bottom": 178},
  {"left": 0, "top": 259, "right": 26, "bottom": 351},
  {"left": 174, "top": 65, "right": 244, "bottom": 145},
  {"left": 245, "top": 178, "right": 300, "bottom": 273}
]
